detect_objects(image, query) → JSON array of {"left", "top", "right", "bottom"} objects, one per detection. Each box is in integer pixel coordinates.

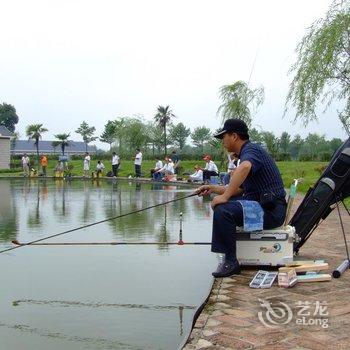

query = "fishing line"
[{"left": 0, "top": 192, "right": 198, "bottom": 254}]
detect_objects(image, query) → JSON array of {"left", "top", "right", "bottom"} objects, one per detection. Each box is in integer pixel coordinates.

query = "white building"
[{"left": 0, "top": 126, "right": 13, "bottom": 169}]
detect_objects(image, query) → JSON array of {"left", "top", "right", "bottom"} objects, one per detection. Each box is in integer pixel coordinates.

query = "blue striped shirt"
[{"left": 239, "top": 141, "right": 285, "bottom": 201}]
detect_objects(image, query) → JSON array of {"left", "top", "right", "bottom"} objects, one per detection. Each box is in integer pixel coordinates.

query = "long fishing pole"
[
  {"left": 12, "top": 241, "right": 211, "bottom": 246},
  {"left": 0, "top": 192, "right": 198, "bottom": 254}
]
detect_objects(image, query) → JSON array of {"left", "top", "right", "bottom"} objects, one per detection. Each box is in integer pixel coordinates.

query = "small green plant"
[
  {"left": 64, "top": 164, "right": 74, "bottom": 177},
  {"left": 292, "top": 169, "right": 306, "bottom": 179}
]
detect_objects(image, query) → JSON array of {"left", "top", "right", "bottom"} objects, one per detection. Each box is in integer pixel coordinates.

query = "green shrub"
[
  {"left": 299, "top": 153, "right": 314, "bottom": 161},
  {"left": 276, "top": 152, "right": 291, "bottom": 161},
  {"left": 318, "top": 151, "right": 332, "bottom": 162}
]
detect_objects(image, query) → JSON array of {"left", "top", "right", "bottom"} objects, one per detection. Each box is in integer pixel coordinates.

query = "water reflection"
[
  {"left": 27, "top": 182, "right": 41, "bottom": 228},
  {"left": 0, "top": 181, "right": 18, "bottom": 242},
  {"left": 0, "top": 321, "right": 145, "bottom": 350},
  {"left": 52, "top": 179, "right": 70, "bottom": 218},
  {"left": 13, "top": 299, "right": 195, "bottom": 312},
  {"left": 155, "top": 205, "right": 170, "bottom": 251},
  {"left": 0, "top": 180, "right": 200, "bottom": 247},
  {"left": 0, "top": 179, "right": 215, "bottom": 350},
  {"left": 81, "top": 181, "right": 95, "bottom": 223},
  {"left": 12, "top": 299, "right": 190, "bottom": 338}
]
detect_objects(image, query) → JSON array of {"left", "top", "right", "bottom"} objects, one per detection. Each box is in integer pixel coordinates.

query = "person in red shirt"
[{"left": 40, "top": 155, "right": 48, "bottom": 176}]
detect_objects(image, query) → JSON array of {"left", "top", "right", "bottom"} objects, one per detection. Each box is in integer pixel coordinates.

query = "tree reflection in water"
[
  {"left": 1, "top": 180, "right": 193, "bottom": 251},
  {"left": 0, "top": 180, "right": 18, "bottom": 243},
  {"left": 12, "top": 299, "right": 191, "bottom": 336}
]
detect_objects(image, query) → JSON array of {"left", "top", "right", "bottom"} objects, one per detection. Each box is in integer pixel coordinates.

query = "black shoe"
[{"left": 212, "top": 261, "right": 241, "bottom": 278}]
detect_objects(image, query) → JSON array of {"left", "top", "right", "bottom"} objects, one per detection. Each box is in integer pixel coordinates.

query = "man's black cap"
[{"left": 214, "top": 119, "right": 249, "bottom": 139}]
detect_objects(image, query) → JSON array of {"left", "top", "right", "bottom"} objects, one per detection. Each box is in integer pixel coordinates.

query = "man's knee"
[
  {"left": 213, "top": 203, "right": 235, "bottom": 222},
  {"left": 214, "top": 202, "right": 244, "bottom": 224},
  {"left": 213, "top": 203, "right": 228, "bottom": 219}
]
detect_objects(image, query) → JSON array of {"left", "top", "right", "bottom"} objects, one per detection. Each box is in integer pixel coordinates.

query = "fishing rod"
[
  {"left": 11, "top": 240, "right": 211, "bottom": 246},
  {"left": 0, "top": 192, "right": 199, "bottom": 254}
]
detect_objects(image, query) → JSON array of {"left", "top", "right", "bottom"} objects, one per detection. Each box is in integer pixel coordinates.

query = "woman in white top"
[
  {"left": 151, "top": 158, "right": 163, "bottom": 178},
  {"left": 83, "top": 152, "right": 91, "bottom": 177},
  {"left": 203, "top": 155, "right": 219, "bottom": 181},
  {"left": 227, "top": 153, "right": 237, "bottom": 172},
  {"left": 159, "top": 157, "right": 175, "bottom": 175},
  {"left": 189, "top": 165, "right": 203, "bottom": 182},
  {"left": 222, "top": 153, "right": 240, "bottom": 185},
  {"left": 154, "top": 157, "right": 174, "bottom": 181}
]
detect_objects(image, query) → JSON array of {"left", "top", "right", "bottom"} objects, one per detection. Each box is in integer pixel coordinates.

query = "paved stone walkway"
[{"left": 184, "top": 198, "right": 350, "bottom": 350}]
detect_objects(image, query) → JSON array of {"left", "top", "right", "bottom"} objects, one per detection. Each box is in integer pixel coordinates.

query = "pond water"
[{"left": 0, "top": 179, "right": 217, "bottom": 350}]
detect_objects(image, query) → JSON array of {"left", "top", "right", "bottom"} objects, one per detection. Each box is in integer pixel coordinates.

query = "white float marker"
[{"left": 178, "top": 212, "right": 184, "bottom": 245}]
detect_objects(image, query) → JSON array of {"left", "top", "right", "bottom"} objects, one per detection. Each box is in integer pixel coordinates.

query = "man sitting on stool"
[{"left": 196, "top": 119, "right": 286, "bottom": 278}]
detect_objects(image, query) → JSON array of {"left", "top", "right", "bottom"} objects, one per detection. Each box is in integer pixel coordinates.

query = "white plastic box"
[{"left": 236, "top": 225, "right": 296, "bottom": 266}]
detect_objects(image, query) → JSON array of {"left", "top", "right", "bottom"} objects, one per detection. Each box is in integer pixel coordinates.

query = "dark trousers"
[
  {"left": 203, "top": 170, "right": 218, "bottom": 181},
  {"left": 211, "top": 199, "right": 287, "bottom": 259},
  {"left": 135, "top": 164, "right": 141, "bottom": 177},
  {"left": 112, "top": 164, "right": 119, "bottom": 176},
  {"left": 153, "top": 172, "right": 163, "bottom": 181}
]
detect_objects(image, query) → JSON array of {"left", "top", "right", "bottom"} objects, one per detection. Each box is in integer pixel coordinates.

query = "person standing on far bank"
[
  {"left": 170, "top": 150, "right": 180, "bottom": 174},
  {"left": 196, "top": 119, "right": 286, "bottom": 278},
  {"left": 83, "top": 152, "right": 91, "bottom": 177},
  {"left": 22, "top": 153, "right": 30, "bottom": 176},
  {"left": 112, "top": 152, "right": 120, "bottom": 177},
  {"left": 134, "top": 149, "right": 142, "bottom": 178},
  {"left": 40, "top": 154, "right": 48, "bottom": 176}
]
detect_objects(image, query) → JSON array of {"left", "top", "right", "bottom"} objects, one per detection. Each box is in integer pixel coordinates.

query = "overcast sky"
[{"left": 0, "top": 0, "right": 346, "bottom": 148}]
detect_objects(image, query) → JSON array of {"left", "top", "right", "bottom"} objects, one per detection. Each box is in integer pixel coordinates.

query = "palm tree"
[
  {"left": 217, "top": 81, "right": 264, "bottom": 127},
  {"left": 26, "top": 124, "right": 48, "bottom": 171},
  {"left": 54, "top": 133, "right": 71, "bottom": 155},
  {"left": 51, "top": 141, "right": 60, "bottom": 154},
  {"left": 154, "top": 105, "right": 176, "bottom": 155}
]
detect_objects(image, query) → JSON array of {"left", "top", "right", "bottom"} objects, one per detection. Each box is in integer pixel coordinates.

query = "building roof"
[
  {"left": 11, "top": 140, "right": 96, "bottom": 154},
  {"left": 0, "top": 125, "right": 14, "bottom": 137}
]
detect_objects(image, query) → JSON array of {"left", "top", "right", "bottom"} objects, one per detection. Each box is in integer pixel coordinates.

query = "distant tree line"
[
  {"left": 6, "top": 111, "right": 345, "bottom": 165},
  {"left": 98, "top": 117, "right": 344, "bottom": 162},
  {"left": 248, "top": 129, "right": 344, "bottom": 161}
]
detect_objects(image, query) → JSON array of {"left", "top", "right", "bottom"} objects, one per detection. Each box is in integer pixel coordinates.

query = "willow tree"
[
  {"left": 285, "top": 0, "right": 350, "bottom": 136},
  {"left": 26, "top": 123, "right": 48, "bottom": 171},
  {"left": 217, "top": 81, "right": 264, "bottom": 127},
  {"left": 154, "top": 105, "right": 176, "bottom": 155}
]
